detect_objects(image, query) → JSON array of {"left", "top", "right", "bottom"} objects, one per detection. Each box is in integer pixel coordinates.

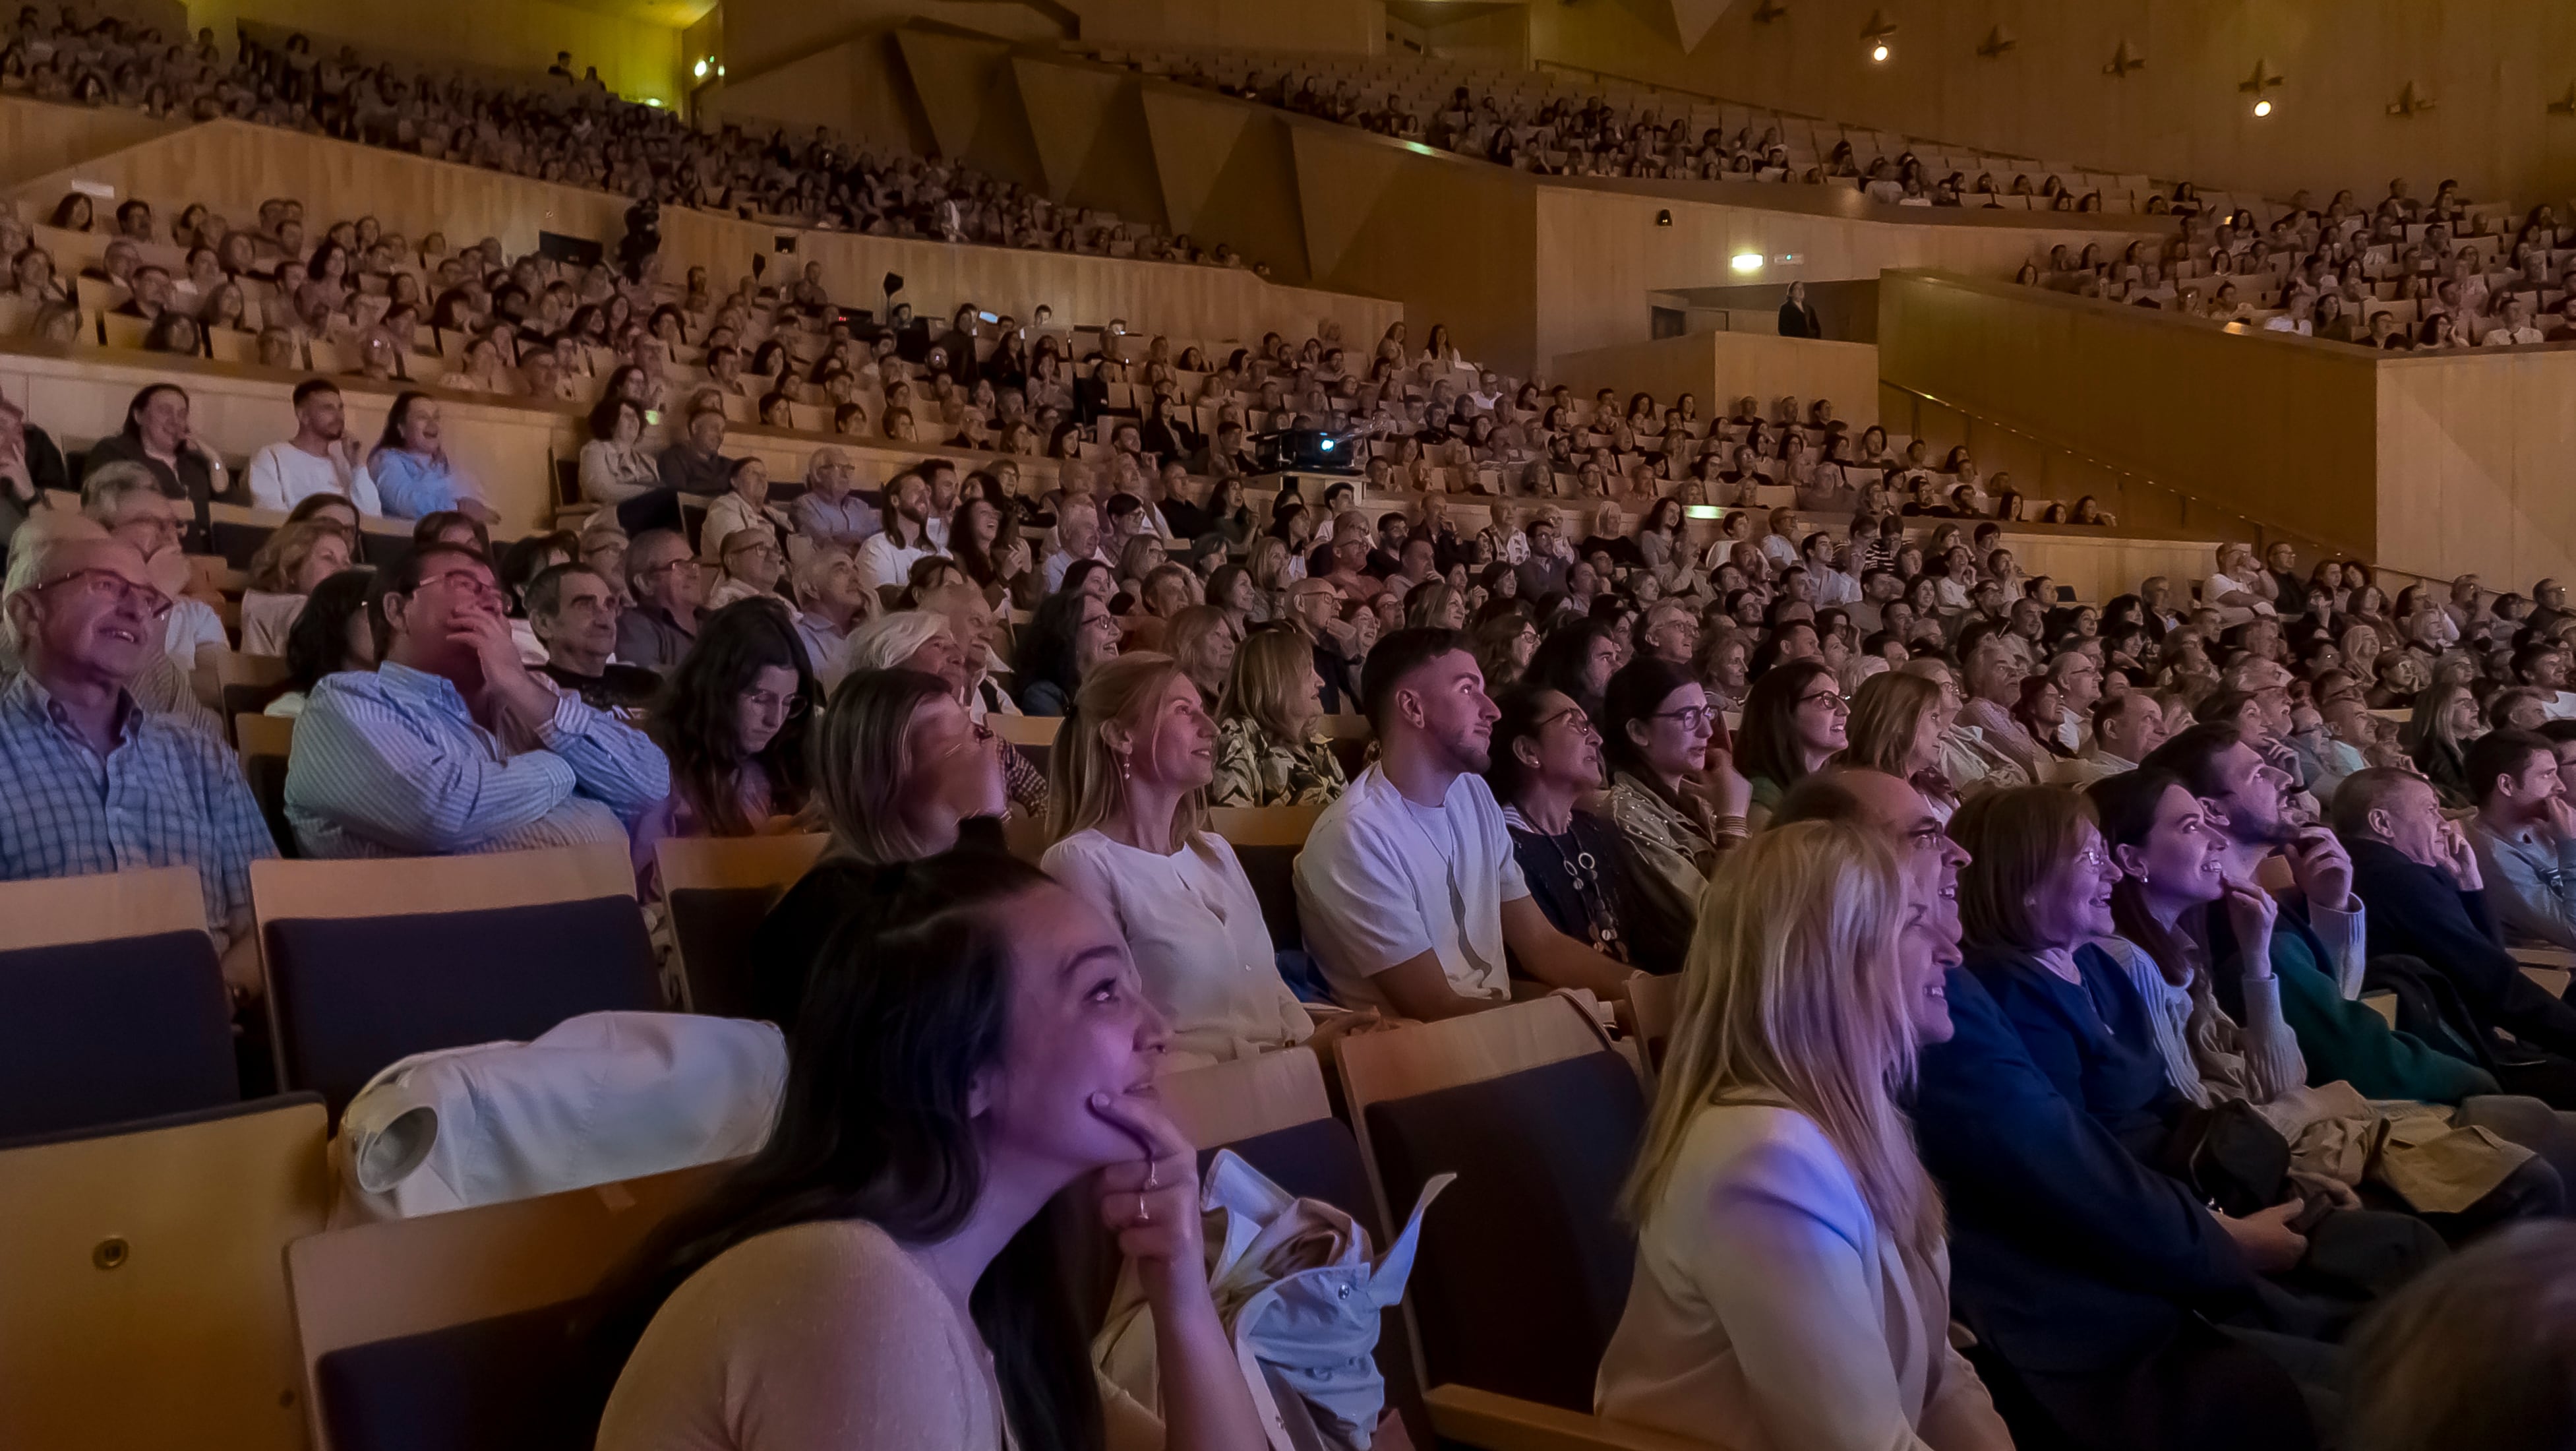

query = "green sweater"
[{"left": 2261, "top": 917, "right": 2498, "bottom": 1103}]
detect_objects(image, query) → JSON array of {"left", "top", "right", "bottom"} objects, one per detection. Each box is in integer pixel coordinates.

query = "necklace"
[{"left": 1534, "top": 817, "right": 1623, "bottom": 959}]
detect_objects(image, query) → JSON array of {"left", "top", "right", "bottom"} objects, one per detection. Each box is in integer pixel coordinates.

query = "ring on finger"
[{"left": 1135, "top": 1193, "right": 1153, "bottom": 1227}]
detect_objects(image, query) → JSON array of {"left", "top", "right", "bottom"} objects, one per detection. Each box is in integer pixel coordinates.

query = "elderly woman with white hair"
[{"left": 835, "top": 610, "right": 1047, "bottom": 815}]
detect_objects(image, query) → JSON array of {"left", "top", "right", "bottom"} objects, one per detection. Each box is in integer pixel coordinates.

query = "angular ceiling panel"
[
  {"left": 1288, "top": 125, "right": 1408, "bottom": 279},
  {"left": 1140, "top": 86, "right": 1254, "bottom": 235},
  {"left": 892, "top": 28, "right": 1009, "bottom": 163},
  {"left": 1010, "top": 57, "right": 1131, "bottom": 202}
]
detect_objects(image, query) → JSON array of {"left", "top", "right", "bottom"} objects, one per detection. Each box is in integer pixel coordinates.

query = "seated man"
[
  {"left": 2339, "top": 765, "right": 2576, "bottom": 1084},
  {"left": 0, "top": 521, "right": 274, "bottom": 1000},
  {"left": 2052, "top": 689, "right": 2169, "bottom": 787},
  {"left": 613, "top": 528, "right": 705, "bottom": 674},
  {"left": 706, "top": 527, "right": 785, "bottom": 610},
  {"left": 525, "top": 563, "right": 660, "bottom": 721},
  {"left": 1294, "top": 626, "right": 1632, "bottom": 1019},
  {"left": 2465, "top": 728, "right": 2576, "bottom": 953},
  {"left": 285, "top": 543, "right": 670, "bottom": 858},
  {"left": 247, "top": 379, "right": 380, "bottom": 514},
  {"left": 654, "top": 405, "right": 735, "bottom": 499}
]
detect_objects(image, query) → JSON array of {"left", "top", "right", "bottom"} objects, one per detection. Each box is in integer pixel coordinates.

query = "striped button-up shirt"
[
  {"left": 0, "top": 671, "right": 276, "bottom": 946},
  {"left": 285, "top": 662, "right": 671, "bottom": 859}
]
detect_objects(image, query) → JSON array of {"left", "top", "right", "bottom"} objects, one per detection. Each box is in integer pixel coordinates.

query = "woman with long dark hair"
[
  {"left": 1598, "top": 656, "right": 1751, "bottom": 972},
  {"left": 644, "top": 600, "right": 819, "bottom": 843},
  {"left": 595, "top": 848, "right": 1265, "bottom": 1450},
  {"left": 1734, "top": 658, "right": 1847, "bottom": 828}
]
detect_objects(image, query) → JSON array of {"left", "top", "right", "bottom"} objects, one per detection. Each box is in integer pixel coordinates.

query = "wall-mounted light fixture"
[
  {"left": 1751, "top": 0, "right": 1788, "bottom": 22},
  {"left": 1656, "top": 209, "right": 1674, "bottom": 226},
  {"left": 2386, "top": 80, "right": 2438, "bottom": 118},
  {"left": 1976, "top": 24, "right": 2017, "bottom": 59},
  {"left": 2103, "top": 38, "right": 2145, "bottom": 78},
  {"left": 2238, "top": 59, "right": 2285, "bottom": 116},
  {"left": 1861, "top": 10, "right": 1897, "bottom": 63},
  {"left": 1731, "top": 251, "right": 1765, "bottom": 274},
  {"left": 693, "top": 57, "right": 709, "bottom": 79}
]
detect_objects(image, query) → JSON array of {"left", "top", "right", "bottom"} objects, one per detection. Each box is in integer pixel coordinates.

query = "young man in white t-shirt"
[
  {"left": 247, "top": 378, "right": 381, "bottom": 514},
  {"left": 1295, "top": 627, "right": 1634, "bottom": 1019}
]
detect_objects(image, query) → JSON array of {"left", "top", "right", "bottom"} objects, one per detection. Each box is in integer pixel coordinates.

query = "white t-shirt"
[
  {"left": 1042, "top": 829, "right": 1312, "bottom": 1070},
  {"left": 247, "top": 440, "right": 381, "bottom": 514},
  {"left": 164, "top": 596, "right": 228, "bottom": 673},
  {"left": 854, "top": 531, "right": 938, "bottom": 594},
  {"left": 1294, "top": 764, "right": 1529, "bottom": 1010}
]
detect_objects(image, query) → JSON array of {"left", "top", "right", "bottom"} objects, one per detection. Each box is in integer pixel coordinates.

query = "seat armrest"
[{"left": 1423, "top": 1385, "right": 1710, "bottom": 1451}]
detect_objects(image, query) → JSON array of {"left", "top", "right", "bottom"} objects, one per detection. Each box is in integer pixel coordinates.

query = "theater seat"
[
  {"left": 656, "top": 834, "right": 828, "bottom": 1018},
  {"left": 251, "top": 846, "right": 661, "bottom": 1118},
  {"left": 1209, "top": 805, "right": 1323, "bottom": 953},
  {"left": 1339, "top": 995, "right": 1648, "bottom": 1417},
  {"left": 0, "top": 866, "right": 239, "bottom": 1141},
  {"left": 0, "top": 1094, "right": 329, "bottom": 1451},
  {"left": 287, "top": 1162, "right": 728, "bottom": 1451}
]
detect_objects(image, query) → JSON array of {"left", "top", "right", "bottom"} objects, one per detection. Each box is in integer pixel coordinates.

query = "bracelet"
[{"left": 1713, "top": 815, "right": 1749, "bottom": 837}]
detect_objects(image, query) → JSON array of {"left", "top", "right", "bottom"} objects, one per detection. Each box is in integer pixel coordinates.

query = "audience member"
[
  {"left": 746, "top": 667, "right": 1007, "bottom": 1028},
  {"left": 1486, "top": 682, "right": 1638, "bottom": 964},
  {"left": 80, "top": 461, "right": 227, "bottom": 673},
  {"left": 790, "top": 549, "right": 874, "bottom": 689},
  {"left": 790, "top": 447, "right": 876, "bottom": 553},
  {"left": 80, "top": 382, "right": 228, "bottom": 552},
  {"left": 1039, "top": 653, "right": 1336, "bottom": 1068},
  {"left": 1014, "top": 586, "right": 1119, "bottom": 716},
  {"left": 266, "top": 569, "right": 378, "bottom": 719},
  {"left": 0, "top": 521, "right": 274, "bottom": 1000},
  {"left": 1294, "top": 626, "right": 1632, "bottom": 1017},
  {"left": 2345, "top": 1222, "right": 2576, "bottom": 1451},
  {"left": 238, "top": 517, "right": 353, "bottom": 656},
  {"left": 1598, "top": 820, "right": 2008, "bottom": 1448},
  {"left": 1210, "top": 624, "right": 1346, "bottom": 807},
  {"left": 2464, "top": 728, "right": 2576, "bottom": 951},
  {"left": 526, "top": 563, "right": 661, "bottom": 720},
  {"left": 369, "top": 393, "right": 491, "bottom": 523},
  {"left": 854, "top": 471, "right": 940, "bottom": 597},
  {"left": 1735, "top": 657, "right": 1846, "bottom": 827},
  {"left": 284, "top": 543, "right": 670, "bottom": 857},
  {"left": 1599, "top": 656, "right": 1750, "bottom": 972},
  {"left": 247, "top": 379, "right": 380, "bottom": 514},
  {"left": 615, "top": 528, "right": 705, "bottom": 673},
  {"left": 707, "top": 526, "right": 786, "bottom": 611},
  {"left": 596, "top": 851, "right": 1263, "bottom": 1451}
]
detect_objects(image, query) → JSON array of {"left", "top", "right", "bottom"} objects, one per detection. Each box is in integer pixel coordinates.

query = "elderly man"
[
  {"left": 613, "top": 528, "right": 705, "bottom": 673},
  {"left": 791, "top": 549, "right": 872, "bottom": 689},
  {"left": 2044, "top": 649, "right": 2105, "bottom": 753},
  {"left": 918, "top": 579, "right": 1015, "bottom": 719},
  {"left": 790, "top": 447, "right": 876, "bottom": 553},
  {"left": 1288, "top": 575, "right": 1360, "bottom": 714},
  {"left": 707, "top": 528, "right": 785, "bottom": 611},
  {"left": 82, "top": 463, "right": 227, "bottom": 675},
  {"left": 287, "top": 543, "right": 669, "bottom": 858},
  {"left": 526, "top": 563, "right": 660, "bottom": 720},
  {"left": 1042, "top": 497, "right": 1111, "bottom": 593},
  {"left": 1955, "top": 624, "right": 2045, "bottom": 781},
  {"left": 655, "top": 405, "right": 735, "bottom": 498},
  {"left": 0, "top": 520, "right": 274, "bottom": 999},
  {"left": 2052, "top": 689, "right": 2170, "bottom": 787}
]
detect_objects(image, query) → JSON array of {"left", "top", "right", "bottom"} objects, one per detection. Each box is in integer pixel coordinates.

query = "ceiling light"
[{"left": 1731, "top": 252, "right": 1764, "bottom": 273}]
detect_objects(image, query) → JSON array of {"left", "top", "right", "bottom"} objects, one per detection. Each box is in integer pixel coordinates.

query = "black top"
[
  {"left": 82, "top": 433, "right": 227, "bottom": 553},
  {"left": 748, "top": 819, "right": 1007, "bottom": 1031},
  {"left": 1506, "top": 810, "right": 1646, "bottom": 970},
  {"left": 541, "top": 661, "right": 664, "bottom": 721},
  {"left": 1778, "top": 299, "right": 1822, "bottom": 338},
  {"left": 2348, "top": 835, "right": 2576, "bottom": 1060},
  {"left": 0, "top": 422, "right": 69, "bottom": 553}
]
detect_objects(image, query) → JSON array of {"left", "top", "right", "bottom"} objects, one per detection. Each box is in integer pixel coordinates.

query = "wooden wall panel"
[
  {"left": 0, "top": 96, "right": 178, "bottom": 191},
  {"left": 892, "top": 28, "right": 1015, "bottom": 164},
  {"left": 1286, "top": 125, "right": 1410, "bottom": 280},
  {"left": 6, "top": 121, "right": 1399, "bottom": 350},
  {"left": 1140, "top": 86, "right": 1254, "bottom": 237},
  {"left": 1011, "top": 55, "right": 1127, "bottom": 202},
  {"left": 1878, "top": 270, "right": 2385, "bottom": 563},
  {"left": 2374, "top": 351, "right": 2576, "bottom": 588},
  {"left": 1550, "top": 331, "right": 1881, "bottom": 427}
]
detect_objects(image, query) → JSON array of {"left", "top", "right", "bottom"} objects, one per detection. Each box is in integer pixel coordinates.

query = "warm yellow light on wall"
[
  {"left": 1871, "top": 43, "right": 1890, "bottom": 63},
  {"left": 1731, "top": 252, "right": 1765, "bottom": 273},
  {"left": 692, "top": 57, "right": 708, "bottom": 79},
  {"left": 2252, "top": 99, "right": 2272, "bottom": 117}
]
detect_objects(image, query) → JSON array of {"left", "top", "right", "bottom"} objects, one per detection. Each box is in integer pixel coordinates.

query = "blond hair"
[
  {"left": 245, "top": 518, "right": 351, "bottom": 594},
  {"left": 1623, "top": 820, "right": 1944, "bottom": 1261},
  {"left": 1839, "top": 670, "right": 1942, "bottom": 777},
  {"left": 1218, "top": 625, "right": 1321, "bottom": 745},
  {"left": 1045, "top": 652, "right": 1210, "bottom": 848}
]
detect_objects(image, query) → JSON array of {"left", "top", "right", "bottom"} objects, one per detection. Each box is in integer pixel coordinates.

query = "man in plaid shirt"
[{"left": 0, "top": 518, "right": 275, "bottom": 1003}]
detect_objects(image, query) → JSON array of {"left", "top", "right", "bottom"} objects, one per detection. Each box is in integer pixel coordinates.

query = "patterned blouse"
[{"left": 1210, "top": 716, "right": 1348, "bottom": 808}]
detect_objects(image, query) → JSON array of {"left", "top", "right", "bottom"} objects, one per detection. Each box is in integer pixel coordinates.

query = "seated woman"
[
  {"left": 1486, "top": 682, "right": 1638, "bottom": 966},
  {"left": 1210, "top": 625, "right": 1347, "bottom": 808},
  {"left": 2089, "top": 769, "right": 2561, "bottom": 1236},
  {"left": 1015, "top": 586, "right": 1122, "bottom": 717},
  {"left": 1736, "top": 658, "right": 1848, "bottom": 828},
  {"left": 745, "top": 668, "right": 1010, "bottom": 1030},
  {"left": 841, "top": 609, "right": 1046, "bottom": 817},
  {"left": 2409, "top": 682, "right": 2480, "bottom": 808},
  {"left": 237, "top": 517, "right": 353, "bottom": 656},
  {"left": 1600, "top": 657, "right": 1751, "bottom": 973},
  {"left": 638, "top": 600, "right": 819, "bottom": 866},
  {"left": 1039, "top": 654, "right": 1340, "bottom": 1070},
  {"left": 1159, "top": 603, "right": 1237, "bottom": 712},
  {"left": 581, "top": 396, "right": 668, "bottom": 534},
  {"left": 1597, "top": 819, "right": 2011, "bottom": 1450},
  {"left": 1839, "top": 670, "right": 1962, "bottom": 820},
  {"left": 594, "top": 850, "right": 1263, "bottom": 1451},
  {"left": 369, "top": 392, "right": 493, "bottom": 523},
  {"left": 264, "top": 569, "right": 376, "bottom": 719}
]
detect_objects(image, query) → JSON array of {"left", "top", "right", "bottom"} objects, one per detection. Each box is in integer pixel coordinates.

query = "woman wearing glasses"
[
  {"left": 637, "top": 600, "right": 821, "bottom": 873},
  {"left": 1599, "top": 658, "right": 1752, "bottom": 973},
  {"left": 1736, "top": 658, "right": 1849, "bottom": 830},
  {"left": 1488, "top": 681, "right": 1644, "bottom": 969}
]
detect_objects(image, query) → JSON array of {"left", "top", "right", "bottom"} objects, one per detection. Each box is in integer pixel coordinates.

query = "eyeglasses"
[
  {"left": 1652, "top": 704, "right": 1721, "bottom": 729},
  {"left": 416, "top": 569, "right": 502, "bottom": 605},
  {"left": 1537, "top": 705, "right": 1600, "bottom": 739},
  {"left": 1793, "top": 689, "right": 1850, "bottom": 714},
  {"left": 32, "top": 569, "right": 173, "bottom": 620}
]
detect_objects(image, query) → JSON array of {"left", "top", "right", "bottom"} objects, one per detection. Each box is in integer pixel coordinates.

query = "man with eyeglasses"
[
  {"left": 526, "top": 564, "right": 659, "bottom": 720},
  {"left": 286, "top": 543, "right": 670, "bottom": 859},
  {"left": 82, "top": 462, "right": 228, "bottom": 674},
  {"left": 615, "top": 528, "right": 705, "bottom": 674},
  {"left": 0, "top": 518, "right": 274, "bottom": 1003},
  {"left": 707, "top": 528, "right": 785, "bottom": 611}
]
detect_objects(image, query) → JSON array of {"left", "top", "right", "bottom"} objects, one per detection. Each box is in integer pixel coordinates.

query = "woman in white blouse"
[
  {"left": 1597, "top": 819, "right": 2010, "bottom": 1451},
  {"left": 1040, "top": 653, "right": 1369, "bottom": 1070}
]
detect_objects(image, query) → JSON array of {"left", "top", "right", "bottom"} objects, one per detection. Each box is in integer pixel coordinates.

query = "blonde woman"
[
  {"left": 1598, "top": 821, "right": 2009, "bottom": 1450},
  {"left": 237, "top": 518, "right": 354, "bottom": 656},
  {"left": 1038, "top": 654, "right": 1331, "bottom": 1069},
  {"left": 1838, "top": 670, "right": 1962, "bottom": 820},
  {"left": 1243, "top": 535, "right": 1293, "bottom": 624},
  {"left": 1211, "top": 626, "right": 1348, "bottom": 808}
]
